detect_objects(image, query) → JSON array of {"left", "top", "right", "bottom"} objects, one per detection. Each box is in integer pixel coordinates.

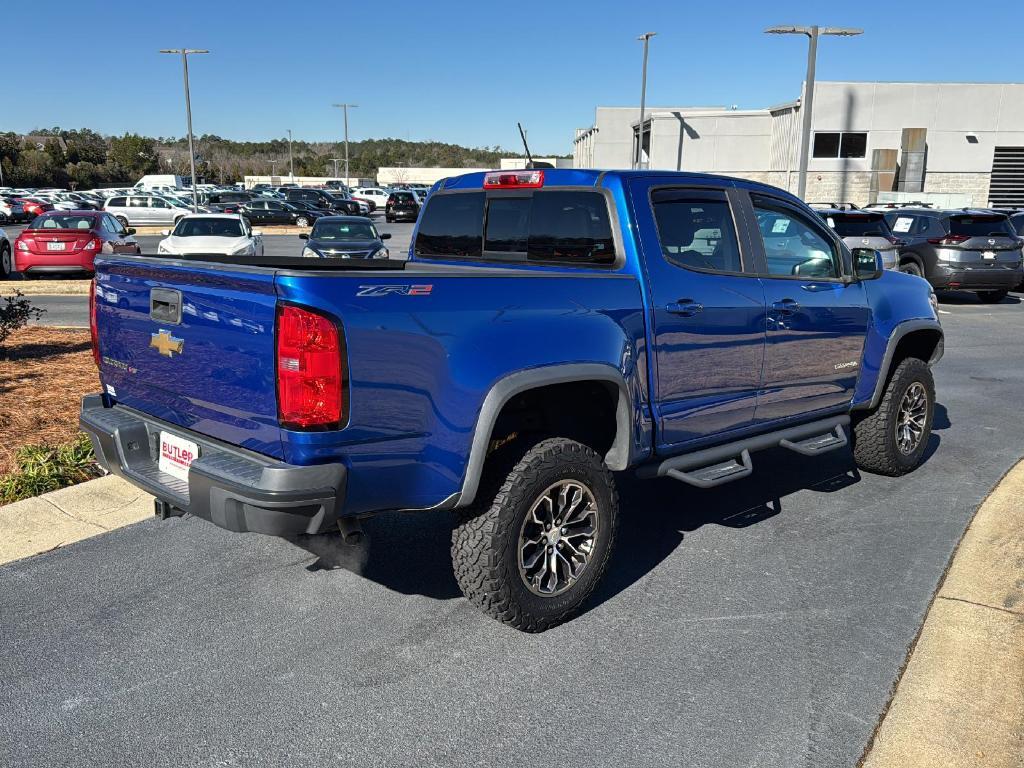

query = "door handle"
[
  {"left": 666, "top": 299, "right": 704, "bottom": 317},
  {"left": 771, "top": 298, "right": 799, "bottom": 315}
]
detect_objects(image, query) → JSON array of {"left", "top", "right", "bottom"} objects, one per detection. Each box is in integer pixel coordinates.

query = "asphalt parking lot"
[{"left": 1, "top": 298, "right": 1022, "bottom": 767}]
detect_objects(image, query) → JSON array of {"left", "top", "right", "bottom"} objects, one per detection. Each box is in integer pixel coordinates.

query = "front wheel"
[
  {"left": 977, "top": 290, "right": 1008, "bottom": 304},
  {"left": 451, "top": 437, "right": 619, "bottom": 632},
  {"left": 296, "top": 216, "right": 309, "bottom": 227},
  {"left": 852, "top": 357, "right": 935, "bottom": 476}
]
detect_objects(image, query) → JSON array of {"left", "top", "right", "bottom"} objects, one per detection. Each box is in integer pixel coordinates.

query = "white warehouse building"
[{"left": 573, "top": 81, "right": 1024, "bottom": 208}]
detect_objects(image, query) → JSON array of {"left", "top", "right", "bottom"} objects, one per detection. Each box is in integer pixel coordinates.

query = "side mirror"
[
  {"left": 160, "top": 229, "right": 170, "bottom": 237},
  {"left": 380, "top": 233, "right": 392, "bottom": 240},
  {"left": 127, "top": 228, "right": 136, "bottom": 235},
  {"left": 299, "top": 233, "right": 309, "bottom": 240},
  {"left": 853, "top": 248, "right": 884, "bottom": 280}
]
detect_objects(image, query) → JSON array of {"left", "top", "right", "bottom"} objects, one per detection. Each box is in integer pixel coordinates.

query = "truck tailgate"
[{"left": 94, "top": 257, "right": 283, "bottom": 459}]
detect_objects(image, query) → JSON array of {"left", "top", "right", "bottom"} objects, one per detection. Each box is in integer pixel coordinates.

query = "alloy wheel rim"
[
  {"left": 895, "top": 382, "right": 928, "bottom": 454},
  {"left": 518, "top": 480, "right": 599, "bottom": 597}
]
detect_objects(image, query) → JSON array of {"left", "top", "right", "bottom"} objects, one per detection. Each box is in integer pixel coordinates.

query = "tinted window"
[
  {"left": 651, "top": 189, "right": 741, "bottom": 273},
  {"left": 485, "top": 197, "right": 531, "bottom": 252},
  {"left": 828, "top": 213, "right": 891, "bottom": 237},
  {"left": 813, "top": 132, "right": 867, "bottom": 159},
  {"left": 172, "top": 218, "right": 245, "bottom": 237},
  {"left": 107, "top": 197, "right": 126, "bottom": 207},
  {"left": 753, "top": 196, "right": 841, "bottom": 278},
  {"left": 1010, "top": 214, "right": 1024, "bottom": 236},
  {"left": 527, "top": 191, "right": 614, "bottom": 264},
  {"left": 33, "top": 214, "right": 96, "bottom": 230},
  {"left": 414, "top": 192, "right": 484, "bottom": 258},
  {"left": 946, "top": 215, "right": 1014, "bottom": 237}
]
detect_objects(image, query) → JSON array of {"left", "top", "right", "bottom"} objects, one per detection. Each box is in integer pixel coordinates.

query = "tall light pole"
[
  {"left": 269, "top": 159, "right": 278, "bottom": 179},
  {"left": 159, "top": 48, "right": 208, "bottom": 212},
  {"left": 634, "top": 32, "right": 656, "bottom": 170},
  {"left": 765, "top": 25, "right": 862, "bottom": 199},
  {"left": 287, "top": 129, "right": 294, "bottom": 180},
  {"left": 331, "top": 104, "right": 358, "bottom": 185},
  {"left": 328, "top": 158, "right": 341, "bottom": 178}
]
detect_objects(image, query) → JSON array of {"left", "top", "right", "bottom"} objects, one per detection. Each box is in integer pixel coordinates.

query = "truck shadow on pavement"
[{"left": 289, "top": 416, "right": 948, "bottom": 611}]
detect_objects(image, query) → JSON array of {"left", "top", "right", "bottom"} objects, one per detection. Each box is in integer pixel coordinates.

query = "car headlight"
[
  {"left": 301, "top": 247, "right": 320, "bottom": 258},
  {"left": 370, "top": 246, "right": 389, "bottom": 259},
  {"left": 231, "top": 242, "right": 254, "bottom": 255}
]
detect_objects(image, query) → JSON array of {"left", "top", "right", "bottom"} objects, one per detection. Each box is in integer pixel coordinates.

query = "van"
[{"left": 134, "top": 175, "right": 184, "bottom": 191}]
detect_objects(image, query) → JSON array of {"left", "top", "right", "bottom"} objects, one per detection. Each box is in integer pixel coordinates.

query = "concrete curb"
[
  {"left": 0, "top": 475, "right": 152, "bottom": 565},
  {"left": 861, "top": 460, "right": 1024, "bottom": 767},
  {"left": 2, "top": 281, "right": 91, "bottom": 296}
]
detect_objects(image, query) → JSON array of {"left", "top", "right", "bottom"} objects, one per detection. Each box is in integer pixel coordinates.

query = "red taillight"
[
  {"left": 89, "top": 279, "right": 100, "bottom": 367},
  {"left": 83, "top": 237, "right": 101, "bottom": 251},
  {"left": 276, "top": 304, "right": 344, "bottom": 429},
  {"left": 483, "top": 170, "right": 544, "bottom": 189},
  {"left": 927, "top": 234, "right": 970, "bottom": 246}
]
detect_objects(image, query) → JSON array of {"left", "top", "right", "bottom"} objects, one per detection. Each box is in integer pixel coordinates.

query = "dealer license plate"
[
  {"left": 46, "top": 241, "right": 66, "bottom": 251},
  {"left": 158, "top": 431, "right": 199, "bottom": 482},
  {"left": 982, "top": 251, "right": 996, "bottom": 259}
]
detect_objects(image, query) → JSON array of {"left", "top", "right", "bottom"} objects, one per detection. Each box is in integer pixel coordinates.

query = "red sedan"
[
  {"left": 13, "top": 211, "right": 140, "bottom": 278},
  {"left": 16, "top": 198, "right": 54, "bottom": 217}
]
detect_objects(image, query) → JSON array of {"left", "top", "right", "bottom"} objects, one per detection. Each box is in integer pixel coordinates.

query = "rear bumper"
[
  {"left": 80, "top": 394, "right": 346, "bottom": 536},
  {"left": 16, "top": 252, "right": 96, "bottom": 273},
  {"left": 930, "top": 263, "right": 1023, "bottom": 291}
]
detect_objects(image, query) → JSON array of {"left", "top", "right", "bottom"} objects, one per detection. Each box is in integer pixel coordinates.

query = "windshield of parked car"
[
  {"left": 172, "top": 218, "right": 245, "bottom": 237},
  {"left": 828, "top": 214, "right": 891, "bottom": 237},
  {"left": 30, "top": 214, "right": 97, "bottom": 230},
  {"left": 310, "top": 221, "right": 377, "bottom": 240},
  {"left": 946, "top": 215, "right": 1015, "bottom": 237}
]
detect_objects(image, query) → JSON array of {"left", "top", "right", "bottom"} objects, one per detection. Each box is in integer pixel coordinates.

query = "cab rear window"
[{"left": 414, "top": 190, "right": 615, "bottom": 265}]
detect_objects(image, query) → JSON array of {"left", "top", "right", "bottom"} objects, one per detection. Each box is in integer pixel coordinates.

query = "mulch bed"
[{"left": 0, "top": 328, "right": 98, "bottom": 476}]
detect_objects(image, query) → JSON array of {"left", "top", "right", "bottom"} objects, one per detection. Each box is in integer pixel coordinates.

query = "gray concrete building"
[{"left": 573, "top": 81, "right": 1024, "bottom": 207}]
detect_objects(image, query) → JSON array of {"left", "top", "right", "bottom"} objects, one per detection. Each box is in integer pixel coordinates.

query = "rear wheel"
[
  {"left": 451, "top": 437, "right": 619, "bottom": 632},
  {"left": 852, "top": 357, "right": 935, "bottom": 476},
  {"left": 0, "top": 244, "right": 12, "bottom": 279},
  {"left": 899, "top": 260, "right": 924, "bottom": 278},
  {"left": 977, "top": 289, "right": 1008, "bottom": 304}
]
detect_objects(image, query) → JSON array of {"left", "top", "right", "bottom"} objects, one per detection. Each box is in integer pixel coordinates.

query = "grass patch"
[{"left": 0, "top": 434, "right": 102, "bottom": 505}]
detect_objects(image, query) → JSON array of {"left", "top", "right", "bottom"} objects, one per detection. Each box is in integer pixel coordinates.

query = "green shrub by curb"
[{"left": 0, "top": 434, "right": 102, "bottom": 505}]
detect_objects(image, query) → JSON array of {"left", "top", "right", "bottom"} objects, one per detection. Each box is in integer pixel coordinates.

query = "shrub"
[
  {"left": 0, "top": 291, "right": 45, "bottom": 353},
  {"left": 0, "top": 433, "right": 101, "bottom": 504}
]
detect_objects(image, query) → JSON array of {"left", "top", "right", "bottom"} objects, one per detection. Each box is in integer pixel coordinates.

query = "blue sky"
[{"left": 7, "top": 0, "right": 1022, "bottom": 154}]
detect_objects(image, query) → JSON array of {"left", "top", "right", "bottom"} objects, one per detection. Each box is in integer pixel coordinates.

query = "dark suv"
[
  {"left": 882, "top": 208, "right": 1023, "bottom": 302},
  {"left": 206, "top": 191, "right": 253, "bottom": 214},
  {"left": 283, "top": 188, "right": 359, "bottom": 216},
  {"left": 385, "top": 191, "right": 421, "bottom": 223}
]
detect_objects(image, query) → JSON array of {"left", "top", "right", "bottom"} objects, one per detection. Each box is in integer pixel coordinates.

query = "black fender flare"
[
  {"left": 456, "top": 363, "right": 634, "bottom": 508},
  {"left": 858, "top": 319, "right": 944, "bottom": 411}
]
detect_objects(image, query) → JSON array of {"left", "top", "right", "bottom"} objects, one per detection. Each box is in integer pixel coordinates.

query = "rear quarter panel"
[{"left": 276, "top": 269, "right": 649, "bottom": 514}]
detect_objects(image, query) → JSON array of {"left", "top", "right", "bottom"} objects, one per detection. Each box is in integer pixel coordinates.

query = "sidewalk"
[
  {"left": 862, "top": 460, "right": 1024, "bottom": 767},
  {"left": 0, "top": 475, "right": 151, "bottom": 565}
]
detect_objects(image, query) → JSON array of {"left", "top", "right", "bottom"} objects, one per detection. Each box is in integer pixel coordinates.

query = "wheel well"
[
  {"left": 899, "top": 252, "right": 923, "bottom": 267},
  {"left": 488, "top": 380, "right": 619, "bottom": 464},
  {"left": 892, "top": 328, "right": 942, "bottom": 369}
]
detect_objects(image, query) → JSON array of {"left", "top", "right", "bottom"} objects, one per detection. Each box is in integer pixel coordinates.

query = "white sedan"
[{"left": 157, "top": 214, "right": 264, "bottom": 257}]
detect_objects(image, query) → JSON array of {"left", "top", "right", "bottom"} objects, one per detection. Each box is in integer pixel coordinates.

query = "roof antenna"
[{"left": 517, "top": 122, "right": 534, "bottom": 168}]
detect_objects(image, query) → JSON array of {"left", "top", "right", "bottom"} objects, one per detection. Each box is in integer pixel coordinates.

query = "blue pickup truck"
[{"left": 81, "top": 169, "right": 944, "bottom": 631}]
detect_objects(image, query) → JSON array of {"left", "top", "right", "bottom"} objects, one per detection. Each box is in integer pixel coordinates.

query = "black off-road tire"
[
  {"left": 977, "top": 290, "right": 1008, "bottom": 304},
  {"left": 852, "top": 357, "right": 935, "bottom": 477},
  {"left": 451, "top": 437, "right": 619, "bottom": 632},
  {"left": 0, "top": 244, "right": 12, "bottom": 279}
]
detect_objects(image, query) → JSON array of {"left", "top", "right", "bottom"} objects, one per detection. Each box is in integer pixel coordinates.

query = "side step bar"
[{"left": 637, "top": 415, "right": 850, "bottom": 488}]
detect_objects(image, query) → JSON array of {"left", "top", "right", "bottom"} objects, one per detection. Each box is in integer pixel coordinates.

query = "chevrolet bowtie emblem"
[{"left": 150, "top": 329, "right": 184, "bottom": 357}]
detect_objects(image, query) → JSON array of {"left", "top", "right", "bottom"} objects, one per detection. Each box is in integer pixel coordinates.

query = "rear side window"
[
  {"left": 526, "top": 191, "right": 615, "bottom": 264},
  {"left": 107, "top": 197, "right": 126, "bottom": 207},
  {"left": 651, "top": 188, "right": 742, "bottom": 273}
]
